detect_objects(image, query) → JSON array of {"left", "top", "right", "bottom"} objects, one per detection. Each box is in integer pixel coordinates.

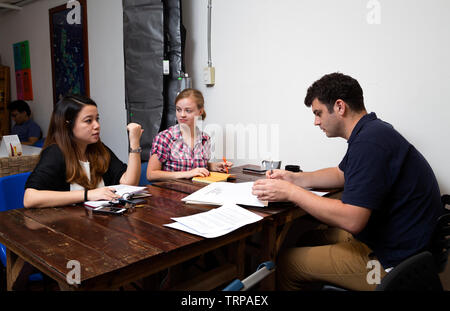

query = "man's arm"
[
  {"left": 287, "top": 185, "right": 371, "bottom": 234},
  {"left": 269, "top": 166, "right": 345, "bottom": 189},
  {"left": 292, "top": 166, "right": 345, "bottom": 189},
  {"left": 21, "top": 136, "right": 39, "bottom": 145},
  {"left": 252, "top": 177, "right": 371, "bottom": 235}
]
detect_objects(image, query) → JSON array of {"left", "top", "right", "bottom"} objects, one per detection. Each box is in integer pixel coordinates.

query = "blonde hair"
[{"left": 175, "top": 88, "right": 206, "bottom": 120}]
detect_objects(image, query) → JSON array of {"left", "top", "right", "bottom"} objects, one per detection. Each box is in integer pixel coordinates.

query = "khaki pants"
[{"left": 277, "top": 226, "right": 387, "bottom": 291}]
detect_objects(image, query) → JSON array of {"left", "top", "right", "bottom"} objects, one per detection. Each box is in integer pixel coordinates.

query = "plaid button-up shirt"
[{"left": 151, "top": 124, "right": 211, "bottom": 171}]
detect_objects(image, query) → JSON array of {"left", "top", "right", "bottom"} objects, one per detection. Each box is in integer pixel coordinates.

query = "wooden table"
[{"left": 0, "top": 165, "right": 324, "bottom": 291}]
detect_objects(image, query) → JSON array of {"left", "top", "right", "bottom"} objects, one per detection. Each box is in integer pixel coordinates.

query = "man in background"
[{"left": 8, "top": 100, "right": 42, "bottom": 145}]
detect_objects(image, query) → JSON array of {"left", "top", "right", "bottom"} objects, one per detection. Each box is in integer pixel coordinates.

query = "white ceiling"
[{"left": 0, "top": 0, "right": 41, "bottom": 14}]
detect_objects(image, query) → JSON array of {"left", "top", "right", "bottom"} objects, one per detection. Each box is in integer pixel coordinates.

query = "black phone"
[
  {"left": 242, "top": 167, "right": 266, "bottom": 175},
  {"left": 93, "top": 206, "right": 127, "bottom": 215},
  {"left": 129, "top": 198, "right": 146, "bottom": 204}
]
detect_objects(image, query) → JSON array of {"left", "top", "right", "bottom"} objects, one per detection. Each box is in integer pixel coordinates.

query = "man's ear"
[{"left": 334, "top": 99, "right": 346, "bottom": 116}]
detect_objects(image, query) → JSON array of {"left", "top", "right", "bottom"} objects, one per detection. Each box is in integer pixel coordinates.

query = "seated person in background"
[
  {"left": 24, "top": 95, "right": 143, "bottom": 208},
  {"left": 8, "top": 99, "right": 42, "bottom": 145},
  {"left": 147, "top": 88, "right": 232, "bottom": 181},
  {"left": 252, "top": 72, "right": 442, "bottom": 291}
]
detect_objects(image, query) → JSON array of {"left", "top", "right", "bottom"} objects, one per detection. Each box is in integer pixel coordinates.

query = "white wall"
[
  {"left": 0, "top": 0, "right": 128, "bottom": 161},
  {"left": 182, "top": 0, "right": 450, "bottom": 195},
  {"left": 0, "top": 0, "right": 448, "bottom": 194}
]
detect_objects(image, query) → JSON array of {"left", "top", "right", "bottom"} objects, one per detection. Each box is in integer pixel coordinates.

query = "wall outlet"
[{"left": 203, "top": 66, "right": 215, "bottom": 85}]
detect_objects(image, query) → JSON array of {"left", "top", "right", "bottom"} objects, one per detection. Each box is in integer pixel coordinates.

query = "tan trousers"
[{"left": 277, "top": 227, "right": 387, "bottom": 291}]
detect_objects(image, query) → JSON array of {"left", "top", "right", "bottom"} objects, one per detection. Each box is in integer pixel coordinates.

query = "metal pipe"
[
  {"left": 0, "top": 3, "right": 22, "bottom": 10},
  {"left": 207, "top": 0, "right": 212, "bottom": 67}
]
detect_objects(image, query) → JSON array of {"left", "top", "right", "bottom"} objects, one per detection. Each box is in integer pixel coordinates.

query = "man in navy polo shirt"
[{"left": 252, "top": 72, "right": 442, "bottom": 290}]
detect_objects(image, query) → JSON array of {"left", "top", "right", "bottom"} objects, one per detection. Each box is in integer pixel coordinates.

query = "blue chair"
[
  {"left": 139, "top": 161, "right": 151, "bottom": 186},
  {"left": 33, "top": 137, "right": 45, "bottom": 148},
  {"left": 0, "top": 172, "right": 43, "bottom": 281}
]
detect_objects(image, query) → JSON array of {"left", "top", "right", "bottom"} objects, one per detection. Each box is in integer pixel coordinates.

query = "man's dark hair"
[
  {"left": 304, "top": 72, "right": 365, "bottom": 113},
  {"left": 8, "top": 100, "right": 31, "bottom": 116}
]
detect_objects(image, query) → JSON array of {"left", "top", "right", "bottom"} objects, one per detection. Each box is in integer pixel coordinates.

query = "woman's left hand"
[{"left": 127, "top": 123, "right": 143, "bottom": 148}]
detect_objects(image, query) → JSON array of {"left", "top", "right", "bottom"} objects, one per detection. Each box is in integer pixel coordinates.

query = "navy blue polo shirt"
[{"left": 338, "top": 112, "right": 442, "bottom": 268}]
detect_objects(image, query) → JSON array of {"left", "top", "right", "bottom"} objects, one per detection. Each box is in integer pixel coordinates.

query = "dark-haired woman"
[{"left": 24, "top": 95, "right": 143, "bottom": 208}]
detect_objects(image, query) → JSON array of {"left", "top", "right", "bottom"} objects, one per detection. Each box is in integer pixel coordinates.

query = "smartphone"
[
  {"left": 129, "top": 198, "right": 146, "bottom": 204},
  {"left": 242, "top": 167, "right": 267, "bottom": 175},
  {"left": 93, "top": 206, "right": 127, "bottom": 215}
]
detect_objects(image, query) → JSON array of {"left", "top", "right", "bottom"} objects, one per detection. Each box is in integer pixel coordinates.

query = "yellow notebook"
[{"left": 192, "top": 172, "right": 235, "bottom": 184}]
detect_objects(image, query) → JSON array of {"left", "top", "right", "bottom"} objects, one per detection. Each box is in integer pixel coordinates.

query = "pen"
[{"left": 223, "top": 156, "right": 229, "bottom": 174}]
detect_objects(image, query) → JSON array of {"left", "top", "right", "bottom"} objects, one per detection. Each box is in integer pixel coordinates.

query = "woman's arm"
[
  {"left": 146, "top": 154, "right": 209, "bottom": 181},
  {"left": 119, "top": 123, "right": 143, "bottom": 185},
  {"left": 24, "top": 187, "right": 120, "bottom": 208}
]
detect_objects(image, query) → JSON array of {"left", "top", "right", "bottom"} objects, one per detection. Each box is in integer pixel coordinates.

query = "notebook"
[{"left": 192, "top": 172, "right": 235, "bottom": 184}]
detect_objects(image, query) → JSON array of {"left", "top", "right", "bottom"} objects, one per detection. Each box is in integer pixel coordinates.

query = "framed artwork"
[{"left": 49, "top": 0, "right": 89, "bottom": 105}]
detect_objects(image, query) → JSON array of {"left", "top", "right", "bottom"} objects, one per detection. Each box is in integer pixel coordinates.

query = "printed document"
[
  {"left": 164, "top": 203, "right": 263, "bottom": 238},
  {"left": 181, "top": 182, "right": 267, "bottom": 207}
]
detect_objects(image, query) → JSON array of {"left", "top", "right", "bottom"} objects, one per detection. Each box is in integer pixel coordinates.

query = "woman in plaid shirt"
[{"left": 146, "top": 89, "right": 232, "bottom": 180}]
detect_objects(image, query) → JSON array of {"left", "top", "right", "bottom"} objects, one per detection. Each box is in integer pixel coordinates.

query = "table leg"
[{"left": 6, "top": 250, "right": 24, "bottom": 291}]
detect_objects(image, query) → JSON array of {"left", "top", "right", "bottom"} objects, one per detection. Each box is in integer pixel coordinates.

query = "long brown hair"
[
  {"left": 44, "top": 95, "right": 110, "bottom": 189},
  {"left": 175, "top": 88, "right": 206, "bottom": 120}
]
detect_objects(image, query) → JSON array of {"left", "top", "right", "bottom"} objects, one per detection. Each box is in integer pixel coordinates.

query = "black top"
[
  {"left": 25, "top": 144, "right": 127, "bottom": 191},
  {"left": 338, "top": 112, "right": 442, "bottom": 268}
]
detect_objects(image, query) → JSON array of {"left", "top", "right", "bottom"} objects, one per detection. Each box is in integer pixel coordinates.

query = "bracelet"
[
  {"left": 129, "top": 146, "right": 142, "bottom": 153},
  {"left": 84, "top": 189, "right": 88, "bottom": 201}
]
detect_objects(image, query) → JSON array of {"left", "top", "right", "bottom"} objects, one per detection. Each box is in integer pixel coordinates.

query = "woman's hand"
[
  {"left": 127, "top": 123, "right": 144, "bottom": 149},
  {"left": 184, "top": 167, "right": 210, "bottom": 179},
  {"left": 209, "top": 161, "right": 233, "bottom": 172},
  {"left": 86, "top": 187, "right": 120, "bottom": 201}
]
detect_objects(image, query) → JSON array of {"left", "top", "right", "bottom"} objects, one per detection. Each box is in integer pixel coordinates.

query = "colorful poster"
[{"left": 12, "top": 41, "right": 33, "bottom": 100}]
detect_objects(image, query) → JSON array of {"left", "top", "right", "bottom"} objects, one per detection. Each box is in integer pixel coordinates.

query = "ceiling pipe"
[{"left": 0, "top": 3, "right": 22, "bottom": 10}]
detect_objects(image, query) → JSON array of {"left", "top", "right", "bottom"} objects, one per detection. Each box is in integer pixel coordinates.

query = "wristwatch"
[{"left": 129, "top": 147, "right": 142, "bottom": 153}]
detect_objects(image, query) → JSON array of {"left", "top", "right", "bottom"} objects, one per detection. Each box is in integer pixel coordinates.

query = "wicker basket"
[{"left": 0, "top": 154, "right": 39, "bottom": 177}]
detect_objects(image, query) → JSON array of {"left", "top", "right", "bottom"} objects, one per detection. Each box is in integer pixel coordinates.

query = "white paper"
[
  {"left": 108, "top": 184, "right": 148, "bottom": 198},
  {"left": 182, "top": 182, "right": 267, "bottom": 207},
  {"left": 164, "top": 203, "right": 263, "bottom": 238},
  {"left": 83, "top": 184, "right": 149, "bottom": 206}
]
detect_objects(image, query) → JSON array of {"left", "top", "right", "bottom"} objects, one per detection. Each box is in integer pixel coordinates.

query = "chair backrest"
[
  {"left": 139, "top": 161, "right": 151, "bottom": 186},
  {"left": 0, "top": 172, "right": 31, "bottom": 266},
  {"left": 0, "top": 172, "right": 31, "bottom": 212},
  {"left": 376, "top": 251, "right": 443, "bottom": 291},
  {"left": 33, "top": 137, "right": 45, "bottom": 148},
  {"left": 430, "top": 195, "right": 450, "bottom": 273}
]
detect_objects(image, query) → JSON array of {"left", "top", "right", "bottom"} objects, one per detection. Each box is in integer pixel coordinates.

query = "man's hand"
[
  {"left": 266, "top": 169, "right": 295, "bottom": 182},
  {"left": 252, "top": 178, "right": 297, "bottom": 202}
]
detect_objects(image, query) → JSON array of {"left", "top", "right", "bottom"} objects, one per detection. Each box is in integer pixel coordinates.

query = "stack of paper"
[
  {"left": 182, "top": 182, "right": 267, "bottom": 207},
  {"left": 84, "top": 184, "right": 150, "bottom": 208},
  {"left": 164, "top": 203, "right": 263, "bottom": 238}
]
